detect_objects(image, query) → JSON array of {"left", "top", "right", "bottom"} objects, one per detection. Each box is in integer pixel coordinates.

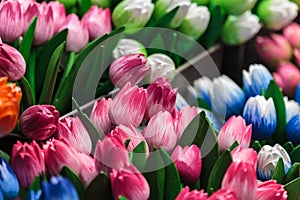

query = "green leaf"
[
  {"left": 159, "top": 149, "right": 181, "bottom": 200},
  {"left": 197, "top": 98, "right": 210, "bottom": 110},
  {"left": 283, "top": 142, "right": 295, "bottom": 155},
  {"left": 229, "top": 141, "right": 239, "bottom": 151},
  {"left": 119, "top": 196, "right": 128, "bottom": 200},
  {"left": 207, "top": 150, "right": 232, "bottom": 194},
  {"left": 39, "top": 42, "right": 65, "bottom": 104},
  {"left": 272, "top": 158, "right": 285, "bottom": 184},
  {"left": 148, "top": 7, "right": 179, "bottom": 28},
  {"left": 79, "top": 0, "right": 91, "bottom": 16},
  {"left": 0, "top": 150, "right": 10, "bottom": 163},
  {"left": 250, "top": 140, "right": 262, "bottom": 153},
  {"left": 60, "top": 166, "right": 85, "bottom": 200},
  {"left": 264, "top": 80, "right": 286, "bottom": 143},
  {"left": 143, "top": 150, "right": 165, "bottom": 200},
  {"left": 131, "top": 141, "right": 147, "bottom": 171},
  {"left": 18, "top": 77, "right": 34, "bottom": 109},
  {"left": 290, "top": 145, "right": 300, "bottom": 163},
  {"left": 28, "top": 176, "right": 41, "bottom": 193},
  {"left": 35, "top": 29, "right": 68, "bottom": 95},
  {"left": 85, "top": 172, "right": 113, "bottom": 200},
  {"left": 124, "top": 139, "right": 131, "bottom": 149},
  {"left": 19, "top": 16, "right": 37, "bottom": 64},
  {"left": 25, "top": 48, "right": 37, "bottom": 102},
  {"left": 284, "top": 177, "right": 300, "bottom": 200},
  {"left": 284, "top": 163, "right": 300, "bottom": 184}
]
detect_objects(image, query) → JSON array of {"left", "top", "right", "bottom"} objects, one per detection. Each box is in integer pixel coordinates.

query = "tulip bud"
[
  {"left": 10, "top": 141, "right": 45, "bottom": 188},
  {"left": 0, "top": 157, "right": 19, "bottom": 199},
  {"left": 154, "top": 0, "right": 191, "bottom": 29},
  {"left": 112, "top": 0, "right": 154, "bottom": 31},
  {"left": 286, "top": 113, "right": 300, "bottom": 145},
  {"left": 0, "top": 77, "right": 22, "bottom": 136},
  {"left": 242, "top": 95, "right": 277, "bottom": 140},
  {"left": 77, "top": 153, "right": 98, "bottom": 187},
  {"left": 0, "top": 41, "right": 26, "bottom": 81},
  {"left": 112, "top": 39, "right": 147, "bottom": 60},
  {"left": 110, "top": 164, "right": 150, "bottom": 200},
  {"left": 56, "top": 116, "right": 92, "bottom": 154},
  {"left": 143, "top": 111, "right": 177, "bottom": 152},
  {"left": 171, "top": 145, "right": 202, "bottom": 185},
  {"left": 94, "top": 136, "right": 130, "bottom": 173},
  {"left": 41, "top": 176, "right": 79, "bottom": 200},
  {"left": 48, "top": 1, "right": 66, "bottom": 33},
  {"left": 0, "top": 0, "right": 24, "bottom": 42},
  {"left": 20, "top": 105, "right": 60, "bottom": 141},
  {"left": 90, "top": 98, "right": 112, "bottom": 134},
  {"left": 257, "top": 144, "right": 291, "bottom": 181},
  {"left": 145, "top": 78, "right": 177, "bottom": 119},
  {"left": 283, "top": 23, "right": 300, "bottom": 49},
  {"left": 221, "top": 11, "right": 261, "bottom": 45},
  {"left": 145, "top": 54, "right": 176, "bottom": 83},
  {"left": 257, "top": 0, "right": 298, "bottom": 31},
  {"left": 256, "top": 180, "right": 287, "bottom": 200},
  {"left": 211, "top": 75, "right": 246, "bottom": 119},
  {"left": 82, "top": 6, "right": 112, "bottom": 41},
  {"left": 175, "top": 186, "right": 207, "bottom": 200},
  {"left": 208, "top": 188, "right": 237, "bottom": 200},
  {"left": 178, "top": 3, "right": 210, "bottom": 40},
  {"left": 59, "top": 14, "right": 89, "bottom": 53},
  {"left": 242, "top": 64, "right": 273, "bottom": 98},
  {"left": 175, "top": 105, "right": 198, "bottom": 140},
  {"left": 218, "top": 116, "right": 252, "bottom": 152},
  {"left": 43, "top": 139, "right": 82, "bottom": 176},
  {"left": 222, "top": 162, "right": 257, "bottom": 200},
  {"left": 109, "top": 83, "right": 147, "bottom": 127},
  {"left": 231, "top": 146, "right": 257, "bottom": 169},
  {"left": 188, "top": 76, "right": 213, "bottom": 109},
  {"left": 273, "top": 62, "right": 300, "bottom": 97},
  {"left": 219, "top": 0, "right": 256, "bottom": 15},
  {"left": 284, "top": 97, "right": 300, "bottom": 124},
  {"left": 109, "top": 54, "right": 150, "bottom": 88}
]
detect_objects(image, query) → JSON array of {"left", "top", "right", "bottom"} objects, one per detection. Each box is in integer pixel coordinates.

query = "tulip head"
[
  {"left": 231, "top": 146, "right": 257, "bottom": 169},
  {"left": 188, "top": 76, "right": 213, "bottom": 109},
  {"left": 242, "top": 64, "right": 273, "bottom": 98},
  {"left": 47, "top": 1, "right": 66, "bottom": 33},
  {"left": 256, "top": 180, "right": 287, "bottom": 200},
  {"left": 284, "top": 97, "right": 300, "bottom": 124},
  {"left": 257, "top": 0, "right": 298, "bottom": 31},
  {"left": 0, "top": 157, "right": 19, "bottom": 199},
  {"left": 219, "top": 0, "right": 256, "bottom": 15},
  {"left": 112, "top": 39, "right": 147, "bottom": 60},
  {"left": 242, "top": 96, "right": 277, "bottom": 140},
  {"left": 20, "top": 105, "right": 60, "bottom": 141},
  {"left": 285, "top": 113, "right": 300, "bottom": 145},
  {"left": 283, "top": 23, "right": 300, "bottom": 49},
  {"left": 77, "top": 153, "right": 98, "bottom": 188},
  {"left": 221, "top": 11, "right": 261, "bottom": 45},
  {"left": 175, "top": 186, "right": 207, "bottom": 200},
  {"left": 257, "top": 144, "right": 291, "bottom": 181}
]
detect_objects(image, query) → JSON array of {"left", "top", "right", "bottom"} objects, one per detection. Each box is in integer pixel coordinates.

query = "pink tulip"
[
  {"left": 208, "top": 188, "right": 237, "bottom": 200},
  {"left": 109, "top": 54, "right": 150, "bottom": 88},
  {"left": 143, "top": 111, "right": 177, "bottom": 152},
  {"left": 77, "top": 153, "right": 98, "bottom": 188},
  {"left": 56, "top": 116, "right": 92, "bottom": 154},
  {"left": 59, "top": 14, "right": 89, "bottom": 53},
  {"left": 175, "top": 186, "right": 208, "bottom": 200},
  {"left": 90, "top": 98, "right": 112, "bottom": 134},
  {"left": 81, "top": 5, "right": 112, "bottom": 41},
  {"left": 293, "top": 48, "right": 300, "bottom": 67},
  {"left": 94, "top": 136, "right": 129, "bottom": 173},
  {"left": 20, "top": 105, "right": 60, "bottom": 141},
  {"left": 256, "top": 180, "right": 287, "bottom": 200},
  {"left": 273, "top": 62, "right": 300, "bottom": 97},
  {"left": 107, "top": 124, "right": 149, "bottom": 154},
  {"left": 47, "top": 1, "right": 66, "bottom": 33},
  {"left": 222, "top": 162, "right": 257, "bottom": 200},
  {"left": 24, "top": 2, "right": 55, "bottom": 45},
  {"left": 0, "top": 40, "right": 26, "bottom": 81},
  {"left": 218, "top": 116, "right": 252, "bottom": 152},
  {"left": 145, "top": 78, "right": 177, "bottom": 119},
  {"left": 283, "top": 23, "right": 300, "bottom": 48},
  {"left": 171, "top": 145, "right": 202, "bottom": 185},
  {"left": 10, "top": 141, "right": 45, "bottom": 188},
  {"left": 231, "top": 146, "right": 257, "bottom": 169},
  {"left": 0, "top": 0, "right": 24, "bottom": 42},
  {"left": 256, "top": 34, "right": 292, "bottom": 68},
  {"left": 110, "top": 164, "right": 150, "bottom": 200},
  {"left": 174, "top": 105, "right": 198, "bottom": 140},
  {"left": 43, "top": 139, "right": 82, "bottom": 176},
  {"left": 109, "top": 82, "right": 147, "bottom": 127}
]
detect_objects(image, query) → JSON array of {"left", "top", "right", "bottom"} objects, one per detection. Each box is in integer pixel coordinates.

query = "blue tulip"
[
  {"left": 295, "top": 83, "right": 300, "bottom": 104},
  {"left": 0, "top": 157, "right": 19, "bottom": 199},
  {"left": 242, "top": 64, "right": 273, "bottom": 97},
  {"left": 284, "top": 97, "right": 300, "bottom": 124},
  {"left": 188, "top": 76, "right": 213, "bottom": 109},
  {"left": 211, "top": 75, "right": 246, "bottom": 119},
  {"left": 242, "top": 95, "right": 277, "bottom": 140},
  {"left": 286, "top": 113, "right": 300, "bottom": 145},
  {"left": 41, "top": 176, "right": 79, "bottom": 200},
  {"left": 27, "top": 190, "right": 42, "bottom": 200}
]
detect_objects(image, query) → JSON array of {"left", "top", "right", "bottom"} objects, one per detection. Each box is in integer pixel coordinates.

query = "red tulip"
[
  {"left": 56, "top": 116, "right": 92, "bottom": 154},
  {"left": 43, "top": 139, "right": 82, "bottom": 176},
  {"left": 110, "top": 164, "right": 150, "bottom": 200},
  {"left": 77, "top": 153, "right": 98, "bottom": 187},
  {"left": 231, "top": 146, "right": 257, "bottom": 169},
  {"left": 90, "top": 98, "right": 112, "bottom": 134},
  {"left": 10, "top": 141, "right": 45, "bottom": 188},
  {"left": 175, "top": 186, "right": 207, "bottom": 200},
  {"left": 20, "top": 105, "right": 60, "bottom": 141},
  {"left": 109, "top": 82, "right": 147, "bottom": 127},
  {"left": 256, "top": 180, "right": 287, "bottom": 200},
  {"left": 283, "top": 22, "right": 300, "bottom": 48},
  {"left": 171, "top": 145, "right": 202, "bottom": 185}
]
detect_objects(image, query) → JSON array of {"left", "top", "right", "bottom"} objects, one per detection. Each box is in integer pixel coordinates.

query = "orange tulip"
[{"left": 0, "top": 77, "right": 22, "bottom": 136}]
